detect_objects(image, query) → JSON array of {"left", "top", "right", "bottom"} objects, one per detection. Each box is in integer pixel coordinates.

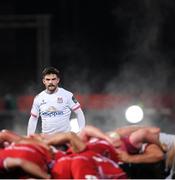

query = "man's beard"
[{"left": 47, "top": 85, "right": 56, "bottom": 92}]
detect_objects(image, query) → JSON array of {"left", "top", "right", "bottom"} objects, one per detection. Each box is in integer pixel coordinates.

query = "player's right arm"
[
  {"left": 45, "top": 132, "right": 86, "bottom": 153},
  {"left": 27, "top": 115, "right": 38, "bottom": 135},
  {"left": 27, "top": 96, "right": 39, "bottom": 135}
]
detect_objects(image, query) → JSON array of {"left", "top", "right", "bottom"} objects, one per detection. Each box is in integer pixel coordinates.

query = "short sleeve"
[{"left": 67, "top": 94, "right": 80, "bottom": 110}]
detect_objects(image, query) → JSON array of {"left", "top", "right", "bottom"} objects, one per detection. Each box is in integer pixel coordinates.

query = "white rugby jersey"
[
  {"left": 159, "top": 132, "right": 175, "bottom": 150},
  {"left": 30, "top": 87, "right": 80, "bottom": 134}
]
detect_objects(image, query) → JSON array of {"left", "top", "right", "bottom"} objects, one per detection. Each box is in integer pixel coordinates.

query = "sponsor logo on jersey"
[
  {"left": 57, "top": 97, "right": 63, "bottom": 103},
  {"left": 41, "top": 110, "right": 64, "bottom": 117},
  {"left": 41, "top": 106, "right": 63, "bottom": 117},
  {"left": 72, "top": 96, "right": 78, "bottom": 103}
]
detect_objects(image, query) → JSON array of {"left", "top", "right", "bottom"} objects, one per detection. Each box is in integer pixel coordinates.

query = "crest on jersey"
[
  {"left": 57, "top": 97, "right": 63, "bottom": 103},
  {"left": 72, "top": 96, "right": 78, "bottom": 103}
]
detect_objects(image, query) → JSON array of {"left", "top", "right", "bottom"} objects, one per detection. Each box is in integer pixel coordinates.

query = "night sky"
[{"left": 1, "top": 0, "right": 175, "bottom": 95}]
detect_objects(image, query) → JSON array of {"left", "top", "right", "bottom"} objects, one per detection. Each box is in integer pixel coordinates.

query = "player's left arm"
[
  {"left": 3, "top": 157, "right": 50, "bottom": 179},
  {"left": 116, "top": 144, "right": 164, "bottom": 164},
  {"left": 67, "top": 93, "right": 85, "bottom": 131},
  {"left": 74, "top": 108, "right": 86, "bottom": 131},
  {"left": 45, "top": 132, "right": 86, "bottom": 153},
  {"left": 0, "top": 129, "right": 22, "bottom": 144},
  {"left": 78, "top": 125, "right": 115, "bottom": 145},
  {"left": 69, "top": 94, "right": 86, "bottom": 131}
]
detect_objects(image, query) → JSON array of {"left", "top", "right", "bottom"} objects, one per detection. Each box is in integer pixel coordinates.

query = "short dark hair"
[{"left": 42, "top": 67, "right": 60, "bottom": 78}]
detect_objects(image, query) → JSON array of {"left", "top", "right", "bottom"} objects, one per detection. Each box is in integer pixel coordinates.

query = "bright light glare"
[
  {"left": 70, "top": 118, "right": 80, "bottom": 133},
  {"left": 125, "top": 105, "right": 144, "bottom": 123}
]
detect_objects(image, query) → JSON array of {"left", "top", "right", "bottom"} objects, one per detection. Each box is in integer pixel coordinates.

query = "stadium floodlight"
[
  {"left": 125, "top": 105, "right": 144, "bottom": 123},
  {"left": 70, "top": 118, "right": 80, "bottom": 133}
]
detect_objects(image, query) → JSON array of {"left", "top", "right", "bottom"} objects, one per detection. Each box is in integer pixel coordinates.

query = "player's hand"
[{"left": 115, "top": 149, "right": 130, "bottom": 163}]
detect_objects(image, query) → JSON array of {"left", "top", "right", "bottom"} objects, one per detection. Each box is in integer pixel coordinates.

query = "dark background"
[
  {"left": 1, "top": 0, "right": 175, "bottom": 95},
  {"left": 0, "top": 0, "right": 175, "bottom": 134}
]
